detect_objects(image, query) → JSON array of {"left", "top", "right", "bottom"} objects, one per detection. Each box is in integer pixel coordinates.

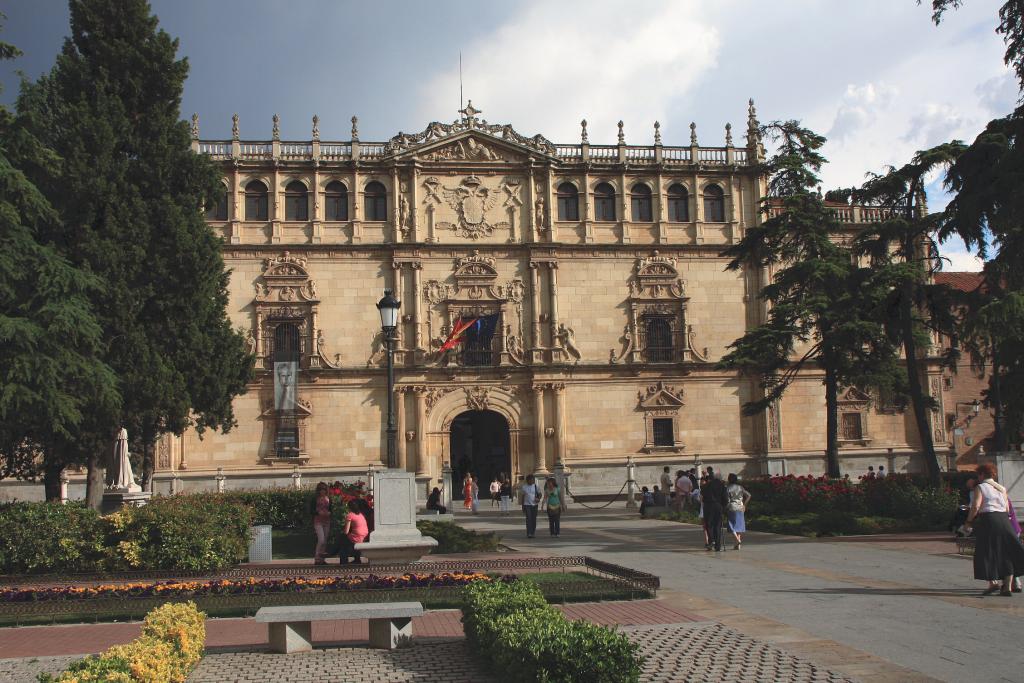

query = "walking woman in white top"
[{"left": 964, "top": 463, "right": 1024, "bottom": 596}]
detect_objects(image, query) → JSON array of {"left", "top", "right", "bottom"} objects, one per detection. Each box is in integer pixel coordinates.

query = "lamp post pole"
[
  {"left": 385, "top": 326, "right": 397, "bottom": 469},
  {"left": 377, "top": 289, "right": 402, "bottom": 469}
]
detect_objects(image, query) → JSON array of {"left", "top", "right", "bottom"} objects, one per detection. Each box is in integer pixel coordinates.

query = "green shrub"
[
  {"left": 0, "top": 502, "right": 107, "bottom": 574},
  {"left": 462, "top": 579, "right": 643, "bottom": 683},
  {"left": 105, "top": 494, "right": 253, "bottom": 572},
  {"left": 416, "top": 520, "right": 500, "bottom": 553},
  {"left": 220, "top": 482, "right": 368, "bottom": 529},
  {"left": 41, "top": 601, "right": 206, "bottom": 682}
]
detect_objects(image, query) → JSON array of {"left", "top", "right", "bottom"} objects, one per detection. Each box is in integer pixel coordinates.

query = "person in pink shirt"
[{"left": 339, "top": 499, "right": 369, "bottom": 565}]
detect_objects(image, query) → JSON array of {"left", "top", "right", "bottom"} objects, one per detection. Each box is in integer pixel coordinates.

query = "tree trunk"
[
  {"left": 142, "top": 434, "right": 155, "bottom": 493},
  {"left": 85, "top": 449, "right": 105, "bottom": 511},
  {"left": 43, "top": 458, "right": 64, "bottom": 502},
  {"left": 824, "top": 368, "right": 841, "bottom": 478},
  {"left": 899, "top": 280, "right": 941, "bottom": 487},
  {"left": 991, "top": 340, "right": 1008, "bottom": 452}
]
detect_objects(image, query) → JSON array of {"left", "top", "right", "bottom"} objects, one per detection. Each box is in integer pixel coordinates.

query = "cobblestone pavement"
[
  {"left": 0, "top": 623, "right": 856, "bottom": 683},
  {"left": 627, "top": 623, "right": 854, "bottom": 683},
  {"left": 186, "top": 638, "right": 492, "bottom": 683},
  {"left": 0, "top": 654, "right": 79, "bottom": 682}
]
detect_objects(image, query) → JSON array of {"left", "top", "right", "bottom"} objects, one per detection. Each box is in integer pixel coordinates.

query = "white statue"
[{"left": 106, "top": 427, "right": 141, "bottom": 492}]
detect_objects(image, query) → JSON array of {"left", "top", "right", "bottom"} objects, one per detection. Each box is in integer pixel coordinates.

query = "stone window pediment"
[
  {"left": 838, "top": 386, "right": 872, "bottom": 446},
  {"left": 637, "top": 382, "right": 685, "bottom": 453}
]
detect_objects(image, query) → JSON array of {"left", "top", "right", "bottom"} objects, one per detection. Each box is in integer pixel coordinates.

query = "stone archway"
[
  {"left": 450, "top": 410, "right": 511, "bottom": 499},
  {"left": 425, "top": 386, "right": 527, "bottom": 484}
]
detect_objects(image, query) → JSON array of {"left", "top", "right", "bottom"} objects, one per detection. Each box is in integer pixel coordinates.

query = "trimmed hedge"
[
  {"left": 0, "top": 502, "right": 106, "bottom": 574},
  {"left": 40, "top": 601, "right": 206, "bottom": 682},
  {"left": 105, "top": 495, "right": 253, "bottom": 572},
  {"left": 0, "top": 496, "right": 253, "bottom": 574},
  {"left": 416, "top": 520, "right": 500, "bottom": 553},
  {"left": 462, "top": 579, "right": 643, "bottom": 683}
]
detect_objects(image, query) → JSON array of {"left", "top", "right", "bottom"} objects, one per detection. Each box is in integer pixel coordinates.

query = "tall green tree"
[
  {"left": 0, "top": 29, "right": 120, "bottom": 499},
  {"left": 851, "top": 143, "right": 964, "bottom": 486},
  {"left": 17, "top": 0, "right": 252, "bottom": 507},
  {"left": 929, "top": 0, "right": 1024, "bottom": 450},
  {"left": 719, "top": 121, "right": 903, "bottom": 478}
]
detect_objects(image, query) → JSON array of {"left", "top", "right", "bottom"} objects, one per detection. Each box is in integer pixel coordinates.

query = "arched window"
[
  {"left": 631, "top": 184, "right": 653, "bottom": 222},
  {"left": 205, "top": 185, "right": 228, "bottom": 221},
  {"left": 667, "top": 184, "right": 689, "bottom": 222},
  {"left": 594, "top": 182, "right": 616, "bottom": 222},
  {"left": 364, "top": 181, "right": 387, "bottom": 221},
  {"left": 245, "top": 180, "right": 268, "bottom": 221},
  {"left": 284, "top": 181, "right": 308, "bottom": 221},
  {"left": 273, "top": 322, "right": 301, "bottom": 363},
  {"left": 644, "top": 317, "right": 674, "bottom": 363},
  {"left": 325, "top": 181, "right": 348, "bottom": 221},
  {"left": 703, "top": 184, "right": 725, "bottom": 222},
  {"left": 556, "top": 182, "right": 579, "bottom": 222}
]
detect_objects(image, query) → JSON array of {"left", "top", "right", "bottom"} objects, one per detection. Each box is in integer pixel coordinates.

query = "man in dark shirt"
[{"left": 700, "top": 473, "right": 729, "bottom": 551}]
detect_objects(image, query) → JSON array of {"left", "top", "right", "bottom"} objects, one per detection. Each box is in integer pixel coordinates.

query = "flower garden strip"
[{"left": 0, "top": 572, "right": 496, "bottom": 603}]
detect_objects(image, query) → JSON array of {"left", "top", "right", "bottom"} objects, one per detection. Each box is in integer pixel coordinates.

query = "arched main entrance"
[{"left": 449, "top": 410, "right": 511, "bottom": 495}]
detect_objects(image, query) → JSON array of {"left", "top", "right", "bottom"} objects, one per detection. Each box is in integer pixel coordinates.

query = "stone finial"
[
  {"left": 312, "top": 114, "right": 320, "bottom": 141},
  {"left": 725, "top": 122, "right": 733, "bottom": 147},
  {"left": 351, "top": 115, "right": 359, "bottom": 141},
  {"left": 690, "top": 122, "right": 698, "bottom": 146},
  {"left": 654, "top": 121, "right": 662, "bottom": 145},
  {"left": 580, "top": 119, "right": 588, "bottom": 143},
  {"left": 617, "top": 120, "right": 625, "bottom": 144},
  {"left": 231, "top": 113, "right": 239, "bottom": 141},
  {"left": 747, "top": 97, "right": 761, "bottom": 145},
  {"left": 190, "top": 113, "right": 199, "bottom": 140},
  {"left": 272, "top": 113, "right": 280, "bottom": 141}
]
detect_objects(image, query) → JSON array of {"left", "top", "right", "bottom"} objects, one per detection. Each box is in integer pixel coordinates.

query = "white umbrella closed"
[{"left": 107, "top": 427, "right": 141, "bottom": 492}]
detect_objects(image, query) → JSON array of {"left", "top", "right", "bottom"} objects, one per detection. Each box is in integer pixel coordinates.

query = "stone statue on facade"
[
  {"left": 535, "top": 195, "right": 546, "bottom": 233},
  {"left": 556, "top": 323, "right": 582, "bottom": 363},
  {"left": 244, "top": 329, "right": 257, "bottom": 355}
]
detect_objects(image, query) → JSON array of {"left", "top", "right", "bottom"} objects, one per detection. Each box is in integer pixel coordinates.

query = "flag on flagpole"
[{"left": 439, "top": 317, "right": 479, "bottom": 351}]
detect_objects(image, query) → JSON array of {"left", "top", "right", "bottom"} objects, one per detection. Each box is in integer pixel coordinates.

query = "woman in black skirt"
[{"left": 964, "top": 463, "right": 1024, "bottom": 596}]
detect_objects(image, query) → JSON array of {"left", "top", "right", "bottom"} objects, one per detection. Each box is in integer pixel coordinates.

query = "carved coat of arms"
[{"left": 429, "top": 175, "right": 510, "bottom": 239}]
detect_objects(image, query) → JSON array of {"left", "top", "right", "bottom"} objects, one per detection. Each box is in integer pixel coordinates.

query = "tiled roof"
[{"left": 934, "top": 272, "right": 984, "bottom": 292}]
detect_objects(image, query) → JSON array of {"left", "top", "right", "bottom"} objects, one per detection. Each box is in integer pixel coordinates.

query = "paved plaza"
[
  {"left": 455, "top": 506, "right": 1022, "bottom": 683},
  {"left": 1, "top": 508, "right": 1020, "bottom": 682}
]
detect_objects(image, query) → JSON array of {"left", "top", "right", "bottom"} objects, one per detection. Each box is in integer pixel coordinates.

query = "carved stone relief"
[
  {"left": 425, "top": 175, "right": 514, "bottom": 239},
  {"left": 465, "top": 386, "right": 490, "bottom": 411}
]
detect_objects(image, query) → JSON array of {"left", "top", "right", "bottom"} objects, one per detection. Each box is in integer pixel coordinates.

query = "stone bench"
[{"left": 255, "top": 602, "right": 424, "bottom": 653}]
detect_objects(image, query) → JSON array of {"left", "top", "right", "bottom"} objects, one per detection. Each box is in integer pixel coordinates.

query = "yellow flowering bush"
[{"left": 41, "top": 602, "right": 206, "bottom": 683}]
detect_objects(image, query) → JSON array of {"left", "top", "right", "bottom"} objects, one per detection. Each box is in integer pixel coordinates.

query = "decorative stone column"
[
  {"left": 413, "top": 386, "right": 428, "bottom": 476},
  {"left": 529, "top": 262, "right": 543, "bottom": 363},
  {"left": 548, "top": 262, "right": 563, "bottom": 363},
  {"left": 533, "top": 384, "right": 548, "bottom": 474},
  {"left": 553, "top": 382, "right": 567, "bottom": 466}
]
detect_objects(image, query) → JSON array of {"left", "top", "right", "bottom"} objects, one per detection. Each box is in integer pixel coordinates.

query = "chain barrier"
[{"left": 566, "top": 479, "right": 634, "bottom": 510}]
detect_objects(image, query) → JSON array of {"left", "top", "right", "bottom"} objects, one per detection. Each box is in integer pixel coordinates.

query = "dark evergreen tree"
[
  {"left": 17, "top": 0, "right": 252, "bottom": 507},
  {"left": 719, "top": 121, "right": 903, "bottom": 478},
  {"left": 0, "top": 30, "right": 119, "bottom": 499},
  {"left": 928, "top": 0, "right": 1024, "bottom": 450},
  {"left": 851, "top": 143, "right": 965, "bottom": 486}
]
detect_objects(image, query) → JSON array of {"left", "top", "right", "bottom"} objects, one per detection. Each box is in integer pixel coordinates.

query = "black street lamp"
[{"left": 376, "top": 289, "right": 401, "bottom": 468}]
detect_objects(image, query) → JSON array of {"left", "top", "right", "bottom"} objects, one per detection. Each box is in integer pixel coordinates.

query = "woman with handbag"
[
  {"left": 964, "top": 463, "right": 1024, "bottom": 596},
  {"left": 725, "top": 473, "right": 751, "bottom": 550},
  {"left": 544, "top": 477, "right": 564, "bottom": 537}
]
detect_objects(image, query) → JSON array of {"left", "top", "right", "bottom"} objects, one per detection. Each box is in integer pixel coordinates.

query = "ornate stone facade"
[{"left": 168, "top": 102, "right": 948, "bottom": 495}]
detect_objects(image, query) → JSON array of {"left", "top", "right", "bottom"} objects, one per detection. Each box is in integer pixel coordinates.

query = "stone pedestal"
[
  {"left": 356, "top": 468, "right": 437, "bottom": 563},
  {"left": 101, "top": 489, "right": 152, "bottom": 515}
]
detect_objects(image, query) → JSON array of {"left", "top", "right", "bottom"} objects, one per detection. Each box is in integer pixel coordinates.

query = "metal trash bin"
[{"left": 248, "top": 524, "right": 273, "bottom": 563}]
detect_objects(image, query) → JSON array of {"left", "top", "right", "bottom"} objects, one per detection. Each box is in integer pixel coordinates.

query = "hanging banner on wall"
[{"left": 274, "top": 361, "right": 298, "bottom": 411}]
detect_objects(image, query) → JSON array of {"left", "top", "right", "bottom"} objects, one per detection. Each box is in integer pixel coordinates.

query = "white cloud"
[
  {"left": 828, "top": 83, "right": 899, "bottom": 141},
  {"left": 975, "top": 71, "right": 1019, "bottom": 116},
  {"left": 938, "top": 236, "right": 984, "bottom": 272},
  {"left": 413, "top": 1, "right": 720, "bottom": 144},
  {"left": 903, "top": 103, "right": 966, "bottom": 146}
]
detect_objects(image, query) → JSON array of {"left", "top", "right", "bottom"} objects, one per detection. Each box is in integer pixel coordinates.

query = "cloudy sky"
[{"left": 5, "top": 0, "right": 1019, "bottom": 270}]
